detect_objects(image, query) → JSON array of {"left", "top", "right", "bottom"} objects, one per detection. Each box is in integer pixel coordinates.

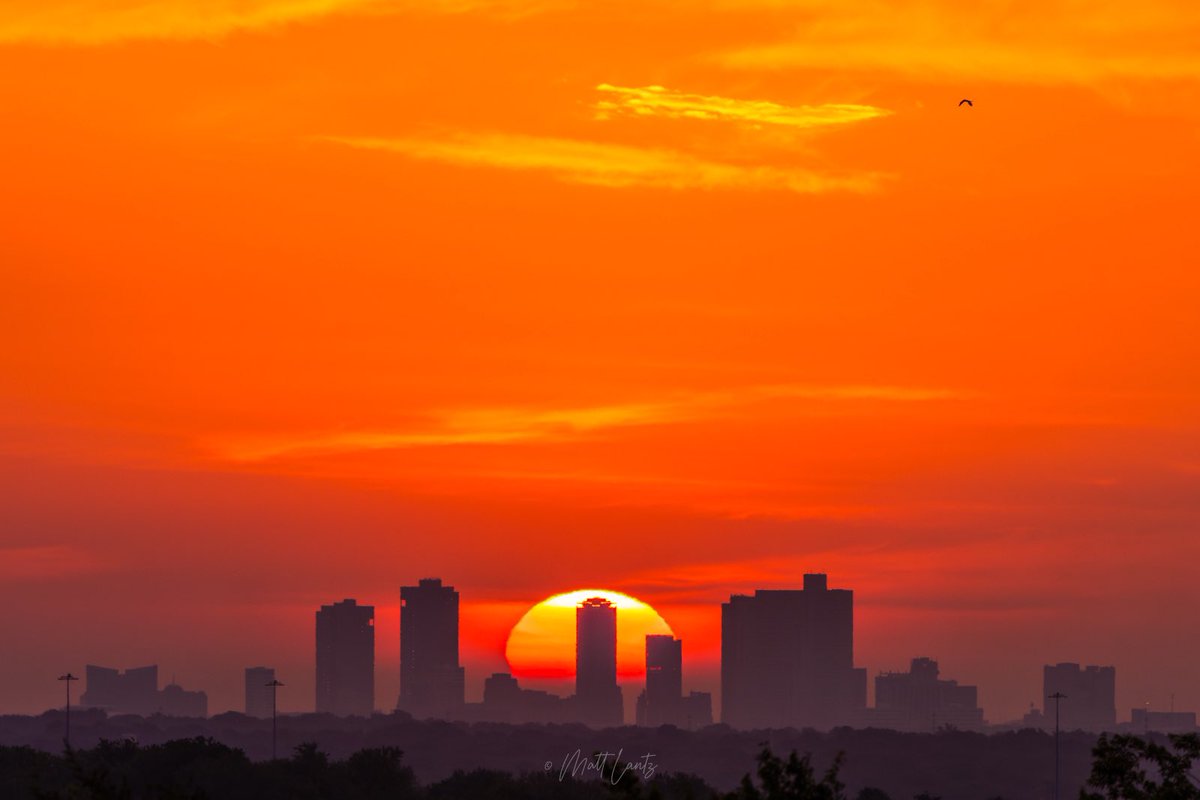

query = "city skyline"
[
  {"left": 3, "top": 5, "right": 1198, "bottom": 798},
  {"left": 32, "top": 574, "right": 1191, "bottom": 734},
  {"left": 3, "top": 0, "right": 1200, "bottom": 746}
]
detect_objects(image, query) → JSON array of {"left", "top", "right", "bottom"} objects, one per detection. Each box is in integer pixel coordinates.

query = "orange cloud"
[
  {"left": 321, "top": 133, "right": 886, "bottom": 192},
  {"left": 213, "top": 384, "right": 959, "bottom": 462}
]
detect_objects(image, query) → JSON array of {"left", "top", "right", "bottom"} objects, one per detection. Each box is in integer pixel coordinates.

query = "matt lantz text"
[{"left": 549, "top": 749, "right": 658, "bottom": 783}]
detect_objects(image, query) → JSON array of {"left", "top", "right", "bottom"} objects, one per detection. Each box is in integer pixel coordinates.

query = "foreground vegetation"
[{"left": 3, "top": 729, "right": 1197, "bottom": 799}]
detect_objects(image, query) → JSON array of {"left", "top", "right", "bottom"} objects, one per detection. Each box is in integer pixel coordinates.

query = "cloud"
[
  {"left": 594, "top": 84, "right": 891, "bottom": 129},
  {"left": 0, "top": 0, "right": 382, "bottom": 44},
  {"left": 716, "top": 2, "right": 1200, "bottom": 85},
  {"left": 321, "top": 132, "right": 884, "bottom": 192},
  {"left": 215, "top": 383, "right": 959, "bottom": 461}
]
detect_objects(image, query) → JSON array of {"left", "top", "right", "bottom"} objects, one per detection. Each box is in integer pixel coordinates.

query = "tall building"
[
  {"left": 870, "top": 657, "right": 985, "bottom": 732},
  {"left": 315, "top": 598, "right": 375, "bottom": 717},
  {"left": 1044, "top": 663, "right": 1116, "bottom": 731},
  {"left": 245, "top": 666, "right": 275, "bottom": 718},
  {"left": 721, "top": 573, "right": 866, "bottom": 730},
  {"left": 640, "top": 635, "right": 683, "bottom": 727},
  {"left": 636, "top": 635, "right": 714, "bottom": 729},
  {"left": 80, "top": 665, "right": 158, "bottom": 715},
  {"left": 575, "top": 597, "right": 623, "bottom": 727},
  {"left": 398, "top": 578, "right": 465, "bottom": 718}
]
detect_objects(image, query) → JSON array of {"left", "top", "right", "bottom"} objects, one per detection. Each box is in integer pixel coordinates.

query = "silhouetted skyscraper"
[
  {"left": 398, "top": 578, "right": 465, "bottom": 718},
  {"left": 636, "top": 635, "right": 713, "bottom": 729},
  {"left": 315, "top": 599, "right": 375, "bottom": 717},
  {"left": 575, "top": 597, "right": 623, "bottom": 727},
  {"left": 1044, "top": 663, "right": 1115, "bottom": 731},
  {"left": 245, "top": 667, "right": 275, "bottom": 718},
  {"left": 871, "top": 657, "right": 985, "bottom": 732},
  {"left": 639, "top": 635, "right": 683, "bottom": 727},
  {"left": 721, "top": 573, "right": 866, "bottom": 729}
]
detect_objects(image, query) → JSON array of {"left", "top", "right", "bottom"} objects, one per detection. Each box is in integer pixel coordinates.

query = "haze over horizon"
[{"left": 2, "top": 0, "right": 1199, "bottom": 725}]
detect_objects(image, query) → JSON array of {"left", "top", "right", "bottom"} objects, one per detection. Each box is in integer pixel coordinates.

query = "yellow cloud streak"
[
  {"left": 322, "top": 133, "right": 884, "bottom": 193},
  {"left": 0, "top": 0, "right": 380, "bottom": 44},
  {"left": 594, "top": 84, "right": 891, "bottom": 129},
  {"left": 216, "top": 384, "right": 960, "bottom": 462}
]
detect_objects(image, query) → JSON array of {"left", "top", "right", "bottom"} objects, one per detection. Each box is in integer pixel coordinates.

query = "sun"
[{"left": 505, "top": 589, "right": 674, "bottom": 680}]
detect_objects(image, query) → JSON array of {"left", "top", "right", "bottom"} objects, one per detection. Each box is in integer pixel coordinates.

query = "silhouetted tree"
[
  {"left": 32, "top": 742, "right": 133, "bottom": 800},
  {"left": 726, "top": 746, "right": 846, "bottom": 800},
  {"left": 1080, "top": 733, "right": 1200, "bottom": 800},
  {"left": 338, "top": 746, "right": 417, "bottom": 799},
  {"left": 854, "top": 790, "right": 892, "bottom": 800}
]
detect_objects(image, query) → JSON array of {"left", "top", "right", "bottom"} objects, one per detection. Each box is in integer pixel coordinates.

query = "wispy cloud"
[
  {"left": 716, "top": 2, "right": 1200, "bottom": 85},
  {"left": 594, "top": 84, "right": 891, "bottom": 129},
  {"left": 322, "top": 132, "right": 884, "bottom": 193},
  {"left": 0, "top": 0, "right": 381, "bottom": 44},
  {"left": 215, "top": 383, "right": 960, "bottom": 461}
]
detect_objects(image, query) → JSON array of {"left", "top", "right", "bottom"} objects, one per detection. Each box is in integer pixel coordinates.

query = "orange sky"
[{"left": 2, "top": 0, "right": 1199, "bottom": 723}]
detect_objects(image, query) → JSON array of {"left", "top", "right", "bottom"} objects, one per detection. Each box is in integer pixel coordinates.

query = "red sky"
[{"left": 1, "top": 0, "right": 1199, "bottom": 723}]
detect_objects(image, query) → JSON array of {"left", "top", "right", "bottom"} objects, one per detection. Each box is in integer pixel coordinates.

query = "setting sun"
[{"left": 504, "top": 590, "right": 673, "bottom": 681}]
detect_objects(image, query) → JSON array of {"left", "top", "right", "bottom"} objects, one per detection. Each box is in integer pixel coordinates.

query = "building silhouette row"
[
  {"left": 79, "top": 665, "right": 207, "bottom": 717},
  {"left": 75, "top": 573, "right": 1179, "bottom": 733},
  {"left": 290, "top": 574, "right": 1112, "bottom": 731}
]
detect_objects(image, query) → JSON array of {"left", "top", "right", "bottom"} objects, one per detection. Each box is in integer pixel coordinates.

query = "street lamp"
[
  {"left": 57, "top": 673, "right": 78, "bottom": 748},
  {"left": 266, "top": 679, "right": 285, "bottom": 760},
  {"left": 1048, "top": 692, "right": 1067, "bottom": 800}
]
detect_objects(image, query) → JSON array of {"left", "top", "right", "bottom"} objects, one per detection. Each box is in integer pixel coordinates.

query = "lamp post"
[
  {"left": 1048, "top": 692, "right": 1067, "bottom": 800},
  {"left": 57, "top": 673, "right": 78, "bottom": 748},
  {"left": 266, "top": 679, "right": 285, "bottom": 759}
]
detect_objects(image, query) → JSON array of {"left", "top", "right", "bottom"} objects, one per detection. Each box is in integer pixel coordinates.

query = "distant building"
[
  {"left": 1043, "top": 663, "right": 1116, "bottom": 732},
  {"left": 80, "top": 665, "right": 207, "bottom": 717},
  {"left": 245, "top": 667, "right": 275, "bottom": 718},
  {"left": 398, "top": 578, "right": 465, "bottom": 719},
  {"left": 1129, "top": 709, "right": 1197, "bottom": 733},
  {"left": 721, "top": 574, "right": 866, "bottom": 730},
  {"left": 575, "top": 597, "right": 623, "bottom": 727},
  {"left": 640, "top": 635, "right": 683, "bottom": 727},
  {"left": 868, "top": 657, "right": 985, "bottom": 732},
  {"left": 475, "top": 672, "right": 571, "bottom": 724},
  {"left": 315, "top": 598, "right": 375, "bottom": 716},
  {"left": 683, "top": 691, "right": 714, "bottom": 728},
  {"left": 80, "top": 665, "right": 159, "bottom": 715},
  {"left": 634, "top": 635, "right": 713, "bottom": 729},
  {"left": 157, "top": 683, "right": 208, "bottom": 717}
]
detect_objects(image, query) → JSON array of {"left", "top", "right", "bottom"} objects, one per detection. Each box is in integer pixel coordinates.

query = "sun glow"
[{"left": 504, "top": 589, "right": 673, "bottom": 680}]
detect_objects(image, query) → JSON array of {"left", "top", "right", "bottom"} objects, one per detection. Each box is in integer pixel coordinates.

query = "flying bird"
[{"left": 958, "top": 99, "right": 973, "bottom": 107}]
